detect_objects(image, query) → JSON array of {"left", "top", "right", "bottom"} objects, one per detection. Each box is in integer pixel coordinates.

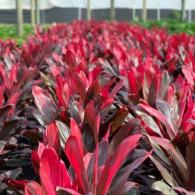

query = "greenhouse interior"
[{"left": 0, "top": 1, "right": 194, "bottom": 195}]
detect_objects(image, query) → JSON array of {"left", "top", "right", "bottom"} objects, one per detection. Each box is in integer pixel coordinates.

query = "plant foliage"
[{"left": 0, "top": 21, "right": 194, "bottom": 195}]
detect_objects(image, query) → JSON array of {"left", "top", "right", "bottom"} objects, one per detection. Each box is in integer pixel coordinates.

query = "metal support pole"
[
  {"left": 188, "top": 9, "right": 192, "bottom": 23},
  {"left": 132, "top": 1, "right": 136, "bottom": 21},
  {"left": 78, "top": 7, "right": 82, "bottom": 20},
  {"left": 110, "top": 0, "right": 115, "bottom": 21},
  {"left": 31, "top": 0, "right": 36, "bottom": 28},
  {"left": 142, "top": 0, "right": 147, "bottom": 21},
  {"left": 181, "top": 0, "right": 186, "bottom": 21},
  {"left": 87, "top": 0, "right": 91, "bottom": 20},
  {"left": 157, "top": 1, "right": 160, "bottom": 20},
  {"left": 35, "top": 0, "right": 40, "bottom": 24},
  {"left": 132, "top": 8, "right": 136, "bottom": 20},
  {"left": 16, "top": 0, "right": 23, "bottom": 36}
]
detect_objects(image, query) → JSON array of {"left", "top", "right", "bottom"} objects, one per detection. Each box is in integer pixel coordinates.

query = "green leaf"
[
  {"left": 152, "top": 181, "right": 178, "bottom": 195},
  {"left": 136, "top": 110, "right": 163, "bottom": 137},
  {"left": 150, "top": 155, "right": 178, "bottom": 187},
  {"left": 56, "top": 120, "right": 70, "bottom": 149}
]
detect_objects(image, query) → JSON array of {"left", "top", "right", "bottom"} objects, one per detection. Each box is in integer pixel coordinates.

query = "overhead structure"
[
  {"left": 0, "top": 0, "right": 194, "bottom": 10},
  {"left": 6, "top": 0, "right": 195, "bottom": 29}
]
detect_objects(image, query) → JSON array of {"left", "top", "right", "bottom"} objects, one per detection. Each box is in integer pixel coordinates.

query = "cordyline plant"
[
  {"left": 135, "top": 73, "right": 195, "bottom": 193},
  {"left": 0, "top": 39, "right": 45, "bottom": 194},
  {"left": 0, "top": 21, "right": 194, "bottom": 195},
  {"left": 22, "top": 85, "right": 150, "bottom": 195}
]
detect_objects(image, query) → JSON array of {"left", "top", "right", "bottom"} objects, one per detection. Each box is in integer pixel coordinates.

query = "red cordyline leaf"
[
  {"left": 65, "top": 135, "right": 88, "bottom": 194},
  {"left": 103, "top": 124, "right": 111, "bottom": 141},
  {"left": 128, "top": 68, "right": 138, "bottom": 95},
  {"left": 96, "top": 134, "right": 142, "bottom": 195},
  {"left": 5, "top": 179, "right": 28, "bottom": 190},
  {"left": 70, "top": 118, "right": 84, "bottom": 157},
  {"left": 186, "top": 136, "right": 195, "bottom": 191},
  {"left": 0, "top": 85, "right": 5, "bottom": 106},
  {"left": 113, "top": 44, "right": 124, "bottom": 62},
  {"left": 25, "top": 181, "right": 44, "bottom": 195},
  {"left": 31, "top": 142, "right": 49, "bottom": 175},
  {"left": 7, "top": 91, "right": 21, "bottom": 105},
  {"left": 55, "top": 76, "right": 66, "bottom": 106},
  {"left": 78, "top": 71, "right": 90, "bottom": 90},
  {"left": 32, "top": 85, "right": 57, "bottom": 124},
  {"left": 37, "top": 142, "right": 45, "bottom": 158},
  {"left": 110, "top": 107, "right": 129, "bottom": 133},
  {"left": 101, "top": 78, "right": 116, "bottom": 98},
  {"left": 139, "top": 100, "right": 176, "bottom": 140},
  {"left": 65, "top": 49, "right": 77, "bottom": 68},
  {"left": 84, "top": 101, "right": 100, "bottom": 193},
  {"left": 31, "top": 150, "right": 39, "bottom": 175},
  {"left": 108, "top": 151, "right": 152, "bottom": 195},
  {"left": 182, "top": 65, "right": 194, "bottom": 88},
  {"left": 45, "top": 122, "right": 60, "bottom": 153},
  {"left": 40, "top": 146, "right": 72, "bottom": 195},
  {"left": 50, "top": 65, "right": 61, "bottom": 77},
  {"left": 148, "top": 73, "right": 161, "bottom": 106},
  {"left": 71, "top": 73, "right": 87, "bottom": 100},
  {"left": 9, "top": 64, "right": 19, "bottom": 86},
  {"left": 84, "top": 101, "right": 100, "bottom": 143},
  {"left": 166, "top": 85, "right": 176, "bottom": 113},
  {"left": 93, "top": 142, "right": 99, "bottom": 194},
  {"left": 88, "top": 66, "right": 101, "bottom": 86},
  {"left": 181, "top": 90, "right": 194, "bottom": 134},
  {"left": 84, "top": 79, "right": 100, "bottom": 106},
  {"left": 0, "top": 64, "right": 10, "bottom": 90},
  {"left": 109, "top": 79, "right": 123, "bottom": 98},
  {"left": 0, "top": 90, "right": 21, "bottom": 116},
  {"left": 178, "top": 85, "right": 190, "bottom": 127},
  {"left": 6, "top": 91, "right": 21, "bottom": 116},
  {"left": 55, "top": 75, "right": 70, "bottom": 108},
  {"left": 150, "top": 136, "right": 187, "bottom": 184},
  {"left": 52, "top": 52, "right": 62, "bottom": 64},
  {"left": 99, "top": 98, "right": 113, "bottom": 111}
]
